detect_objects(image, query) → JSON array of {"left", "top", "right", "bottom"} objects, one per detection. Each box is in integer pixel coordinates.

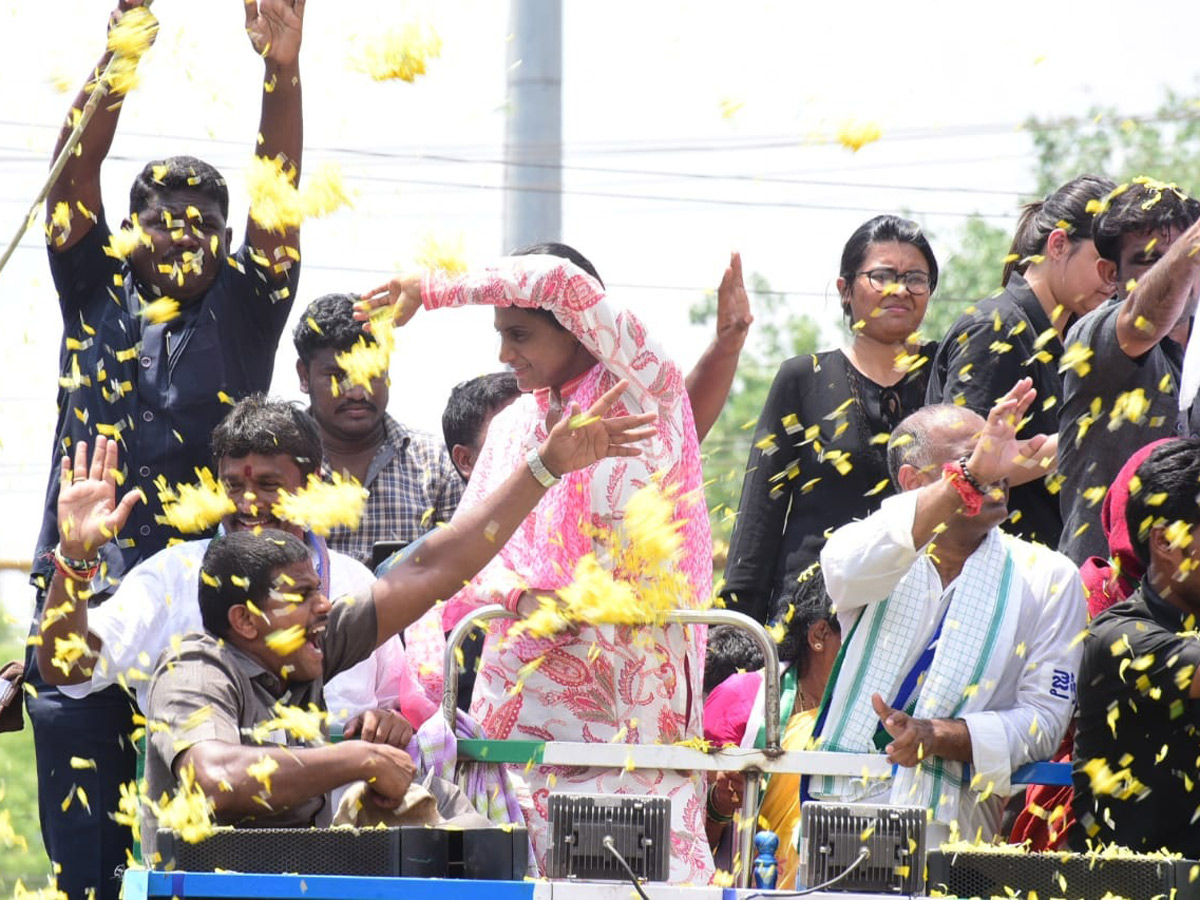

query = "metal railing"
[
  {"left": 440, "top": 604, "right": 1071, "bottom": 887},
  {"left": 443, "top": 606, "right": 785, "bottom": 887}
]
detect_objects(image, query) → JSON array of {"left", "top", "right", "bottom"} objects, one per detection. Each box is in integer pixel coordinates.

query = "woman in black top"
[
  {"left": 925, "top": 174, "right": 1115, "bottom": 547},
  {"left": 722, "top": 215, "right": 939, "bottom": 623}
]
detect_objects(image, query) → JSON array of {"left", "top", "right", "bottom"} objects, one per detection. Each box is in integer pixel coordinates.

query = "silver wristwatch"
[{"left": 525, "top": 447, "right": 561, "bottom": 487}]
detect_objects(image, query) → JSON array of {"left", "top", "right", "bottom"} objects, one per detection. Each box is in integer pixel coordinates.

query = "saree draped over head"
[{"left": 404, "top": 256, "right": 714, "bottom": 883}]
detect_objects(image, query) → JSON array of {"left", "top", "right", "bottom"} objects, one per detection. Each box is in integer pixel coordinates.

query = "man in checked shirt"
[{"left": 293, "top": 293, "right": 464, "bottom": 568}]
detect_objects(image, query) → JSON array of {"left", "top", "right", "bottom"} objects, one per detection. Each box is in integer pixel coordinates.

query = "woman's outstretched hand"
[
  {"left": 356, "top": 274, "right": 423, "bottom": 330},
  {"left": 538, "top": 379, "right": 656, "bottom": 477}
]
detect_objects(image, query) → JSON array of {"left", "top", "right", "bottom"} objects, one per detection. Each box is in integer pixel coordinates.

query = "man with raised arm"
[
  {"left": 28, "top": 2, "right": 305, "bottom": 896},
  {"left": 45, "top": 383, "right": 653, "bottom": 849},
  {"left": 1058, "top": 180, "right": 1200, "bottom": 564},
  {"left": 806, "top": 379, "right": 1085, "bottom": 843},
  {"left": 36, "top": 396, "right": 432, "bottom": 737}
]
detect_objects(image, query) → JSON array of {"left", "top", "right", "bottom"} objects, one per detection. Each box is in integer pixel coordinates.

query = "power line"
[
  {"left": 4, "top": 104, "right": 1198, "bottom": 157},
  {"left": 0, "top": 242, "right": 1003, "bottom": 303},
  {"left": 9, "top": 105, "right": 1196, "bottom": 191},
  {"left": 524, "top": 108, "right": 1200, "bottom": 156},
  {"left": 0, "top": 152, "right": 1020, "bottom": 219},
  {"left": 0, "top": 136, "right": 1029, "bottom": 198},
  {"left": 309, "top": 172, "right": 1021, "bottom": 218},
  {"left": 329, "top": 150, "right": 1030, "bottom": 197}
]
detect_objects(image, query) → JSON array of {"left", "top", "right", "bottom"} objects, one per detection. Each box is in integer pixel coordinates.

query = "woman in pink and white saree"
[{"left": 361, "top": 244, "right": 714, "bottom": 883}]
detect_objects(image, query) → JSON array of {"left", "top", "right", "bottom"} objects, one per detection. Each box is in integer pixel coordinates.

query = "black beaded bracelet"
[{"left": 957, "top": 455, "right": 986, "bottom": 494}]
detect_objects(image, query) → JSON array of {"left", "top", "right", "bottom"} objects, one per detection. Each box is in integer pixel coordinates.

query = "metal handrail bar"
[
  {"left": 442, "top": 605, "right": 781, "bottom": 887},
  {"left": 437, "top": 605, "right": 1074, "bottom": 887}
]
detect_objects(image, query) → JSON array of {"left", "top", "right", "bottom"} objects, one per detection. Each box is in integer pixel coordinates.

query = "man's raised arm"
[
  {"left": 242, "top": 0, "right": 305, "bottom": 280},
  {"left": 46, "top": 0, "right": 157, "bottom": 253},
  {"left": 36, "top": 437, "right": 141, "bottom": 685},
  {"left": 1115, "top": 217, "right": 1200, "bottom": 359}
]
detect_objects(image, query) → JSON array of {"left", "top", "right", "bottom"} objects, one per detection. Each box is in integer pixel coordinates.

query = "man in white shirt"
[
  {"left": 808, "top": 378, "right": 1085, "bottom": 842},
  {"left": 36, "top": 396, "right": 431, "bottom": 737}
]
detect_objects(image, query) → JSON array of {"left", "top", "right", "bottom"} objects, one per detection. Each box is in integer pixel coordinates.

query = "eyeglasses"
[{"left": 857, "top": 268, "right": 932, "bottom": 296}]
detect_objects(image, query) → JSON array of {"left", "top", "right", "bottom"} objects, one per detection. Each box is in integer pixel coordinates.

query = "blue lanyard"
[{"left": 305, "top": 531, "right": 331, "bottom": 598}]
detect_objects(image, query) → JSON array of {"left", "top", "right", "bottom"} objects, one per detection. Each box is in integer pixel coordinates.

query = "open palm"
[
  {"left": 538, "top": 380, "right": 657, "bottom": 477},
  {"left": 967, "top": 377, "right": 1039, "bottom": 486},
  {"left": 715, "top": 251, "right": 753, "bottom": 353},
  {"left": 245, "top": 0, "right": 305, "bottom": 67},
  {"left": 57, "top": 436, "right": 141, "bottom": 558},
  {"left": 357, "top": 275, "right": 423, "bottom": 329}
]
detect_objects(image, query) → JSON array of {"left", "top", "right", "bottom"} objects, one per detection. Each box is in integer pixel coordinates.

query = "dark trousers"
[
  {"left": 456, "top": 628, "right": 484, "bottom": 712},
  {"left": 25, "top": 621, "right": 135, "bottom": 900}
]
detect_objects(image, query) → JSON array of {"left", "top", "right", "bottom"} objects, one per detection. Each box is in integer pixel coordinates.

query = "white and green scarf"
[{"left": 811, "top": 529, "right": 1021, "bottom": 826}]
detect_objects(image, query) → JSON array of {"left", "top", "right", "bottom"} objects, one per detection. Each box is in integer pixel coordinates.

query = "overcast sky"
[{"left": 2, "top": 0, "right": 1199, "bottom": 614}]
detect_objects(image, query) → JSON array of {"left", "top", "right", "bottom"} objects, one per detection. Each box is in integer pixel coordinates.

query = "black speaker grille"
[
  {"left": 156, "top": 827, "right": 399, "bottom": 876},
  {"left": 927, "top": 849, "right": 1200, "bottom": 900},
  {"left": 800, "top": 802, "right": 925, "bottom": 894},
  {"left": 545, "top": 793, "right": 671, "bottom": 882}
]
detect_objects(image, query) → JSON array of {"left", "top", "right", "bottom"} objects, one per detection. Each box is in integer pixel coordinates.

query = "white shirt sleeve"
[
  {"left": 59, "top": 543, "right": 205, "bottom": 707},
  {"left": 821, "top": 490, "right": 922, "bottom": 614},
  {"left": 961, "top": 546, "right": 1085, "bottom": 795}
]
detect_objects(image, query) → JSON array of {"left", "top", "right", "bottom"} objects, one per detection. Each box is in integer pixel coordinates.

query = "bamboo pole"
[
  {"left": 0, "top": 70, "right": 115, "bottom": 277},
  {"left": 0, "top": 2, "right": 155, "bottom": 278}
]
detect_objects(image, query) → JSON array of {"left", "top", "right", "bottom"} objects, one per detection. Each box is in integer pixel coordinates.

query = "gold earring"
[{"left": 814, "top": 642, "right": 823, "bottom": 651}]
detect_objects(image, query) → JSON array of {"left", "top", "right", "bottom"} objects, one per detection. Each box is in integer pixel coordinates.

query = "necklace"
[{"left": 793, "top": 689, "right": 809, "bottom": 715}]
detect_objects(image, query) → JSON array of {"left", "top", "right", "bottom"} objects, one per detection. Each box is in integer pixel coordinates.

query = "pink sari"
[{"left": 407, "top": 256, "right": 714, "bottom": 883}]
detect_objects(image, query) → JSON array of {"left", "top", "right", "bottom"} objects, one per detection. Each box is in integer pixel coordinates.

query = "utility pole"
[{"left": 502, "top": 0, "right": 562, "bottom": 252}]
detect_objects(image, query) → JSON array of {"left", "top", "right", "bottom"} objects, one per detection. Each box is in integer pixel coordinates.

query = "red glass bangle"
[{"left": 503, "top": 587, "right": 526, "bottom": 613}]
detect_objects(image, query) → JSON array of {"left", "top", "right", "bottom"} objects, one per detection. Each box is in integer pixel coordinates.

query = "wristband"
[
  {"left": 706, "top": 784, "right": 734, "bottom": 824},
  {"left": 942, "top": 461, "right": 984, "bottom": 517},
  {"left": 525, "top": 447, "right": 560, "bottom": 488},
  {"left": 52, "top": 546, "right": 100, "bottom": 583}
]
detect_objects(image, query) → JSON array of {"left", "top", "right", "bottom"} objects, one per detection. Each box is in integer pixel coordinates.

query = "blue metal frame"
[
  {"left": 123, "top": 870, "right": 538, "bottom": 900},
  {"left": 1012, "top": 761, "right": 1072, "bottom": 786}
]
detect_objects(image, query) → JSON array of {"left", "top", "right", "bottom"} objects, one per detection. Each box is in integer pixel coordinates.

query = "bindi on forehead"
[{"left": 244, "top": 464, "right": 254, "bottom": 479}]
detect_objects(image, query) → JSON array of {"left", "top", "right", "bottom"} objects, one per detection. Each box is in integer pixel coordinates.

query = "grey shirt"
[
  {"left": 1058, "top": 300, "right": 1195, "bottom": 564},
  {"left": 143, "top": 588, "right": 378, "bottom": 849}
]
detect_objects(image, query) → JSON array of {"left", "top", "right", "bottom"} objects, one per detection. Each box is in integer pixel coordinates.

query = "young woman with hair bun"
[{"left": 926, "top": 174, "right": 1117, "bottom": 546}]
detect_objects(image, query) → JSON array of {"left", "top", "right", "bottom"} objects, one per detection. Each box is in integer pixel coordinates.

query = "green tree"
[
  {"left": 692, "top": 274, "right": 827, "bottom": 553},
  {"left": 1027, "top": 90, "right": 1200, "bottom": 196},
  {"left": 921, "top": 88, "right": 1200, "bottom": 342},
  {"left": 701, "top": 91, "right": 1200, "bottom": 548}
]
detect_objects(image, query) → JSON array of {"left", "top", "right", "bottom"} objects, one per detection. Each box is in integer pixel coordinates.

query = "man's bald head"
[{"left": 887, "top": 405, "right": 985, "bottom": 488}]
